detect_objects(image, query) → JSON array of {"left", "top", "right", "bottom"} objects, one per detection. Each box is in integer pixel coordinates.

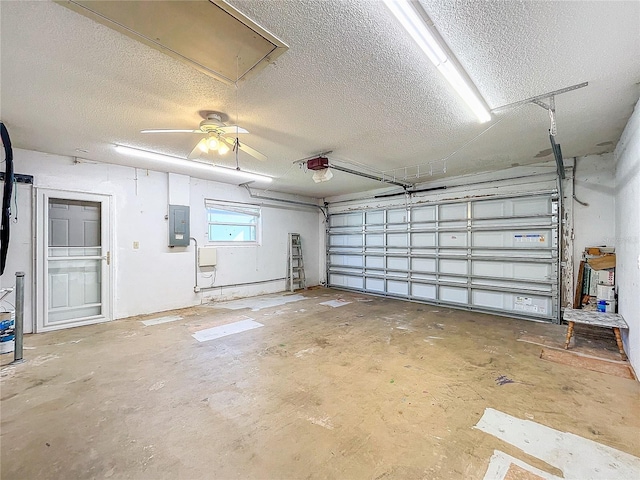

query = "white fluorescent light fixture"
[
  {"left": 114, "top": 145, "right": 272, "bottom": 183},
  {"left": 382, "top": 0, "right": 491, "bottom": 123}
]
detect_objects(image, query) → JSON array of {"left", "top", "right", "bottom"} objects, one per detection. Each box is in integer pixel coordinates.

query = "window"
[{"left": 205, "top": 200, "right": 260, "bottom": 244}]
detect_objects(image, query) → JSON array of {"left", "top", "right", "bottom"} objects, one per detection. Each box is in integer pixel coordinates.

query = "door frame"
[{"left": 35, "top": 188, "right": 114, "bottom": 332}]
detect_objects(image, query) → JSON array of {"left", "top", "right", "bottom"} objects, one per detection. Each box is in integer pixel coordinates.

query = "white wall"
[
  {"left": 0, "top": 149, "right": 321, "bottom": 333},
  {"left": 570, "top": 154, "right": 616, "bottom": 284},
  {"left": 614, "top": 99, "right": 640, "bottom": 374}
]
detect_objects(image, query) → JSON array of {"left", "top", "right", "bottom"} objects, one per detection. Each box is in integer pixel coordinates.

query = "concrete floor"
[{"left": 1, "top": 288, "right": 639, "bottom": 479}]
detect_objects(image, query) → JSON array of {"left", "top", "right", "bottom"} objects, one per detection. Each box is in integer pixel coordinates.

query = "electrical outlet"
[{"left": 133, "top": 241, "right": 139, "bottom": 249}]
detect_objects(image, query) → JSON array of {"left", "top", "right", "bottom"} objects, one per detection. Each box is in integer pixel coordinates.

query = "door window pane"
[
  {"left": 48, "top": 198, "right": 101, "bottom": 247},
  {"left": 47, "top": 198, "right": 103, "bottom": 324}
]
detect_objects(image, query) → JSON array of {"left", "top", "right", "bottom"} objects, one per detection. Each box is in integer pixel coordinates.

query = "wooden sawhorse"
[{"left": 563, "top": 308, "right": 628, "bottom": 361}]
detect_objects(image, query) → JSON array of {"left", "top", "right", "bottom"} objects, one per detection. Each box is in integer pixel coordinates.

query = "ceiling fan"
[{"left": 141, "top": 111, "right": 267, "bottom": 161}]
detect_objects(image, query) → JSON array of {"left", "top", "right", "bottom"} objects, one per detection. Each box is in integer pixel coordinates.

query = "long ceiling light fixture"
[
  {"left": 382, "top": 0, "right": 491, "bottom": 123},
  {"left": 114, "top": 145, "right": 272, "bottom": 183}
]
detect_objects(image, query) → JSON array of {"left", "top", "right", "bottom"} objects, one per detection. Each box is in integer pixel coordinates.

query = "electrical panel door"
[{"left": 169, "top": 205, "right": 190, "bottom": 247}]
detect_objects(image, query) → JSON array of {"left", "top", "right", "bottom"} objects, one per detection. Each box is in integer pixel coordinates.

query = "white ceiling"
[{"left": 1, "top": 0, "right": 639, "bottom": 198}]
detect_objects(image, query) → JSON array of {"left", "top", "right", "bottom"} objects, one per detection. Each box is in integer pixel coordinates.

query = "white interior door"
[{"left": 36, "top": 189, "right": 112, "bottom": 332}]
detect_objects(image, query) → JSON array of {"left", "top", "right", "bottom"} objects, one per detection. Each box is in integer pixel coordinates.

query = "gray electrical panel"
[{"left": 168, "top": 205, "right": 190, "bottom": 247}]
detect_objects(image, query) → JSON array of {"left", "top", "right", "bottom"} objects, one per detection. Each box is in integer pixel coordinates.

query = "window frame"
[{"left": 205, "top": 199, "right": 261, "bottom": 246}]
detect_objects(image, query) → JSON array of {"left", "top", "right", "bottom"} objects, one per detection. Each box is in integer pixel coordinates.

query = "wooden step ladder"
[{"left": 287, "top": 233, "right": 306, "bottom": 292}]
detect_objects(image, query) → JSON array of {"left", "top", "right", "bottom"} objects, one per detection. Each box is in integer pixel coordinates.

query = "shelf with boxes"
[{"left": 573, "top": 247, "right": 616, "bottom": 312}]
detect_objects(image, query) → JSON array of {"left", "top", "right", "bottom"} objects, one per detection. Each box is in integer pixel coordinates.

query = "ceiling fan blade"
[
  {"left": 218, "top": 125, "right": 248, "bottom": 135},
  {"left": 188, "top": 138, "right": 208, "bottom": 159},
  {"left": 141, "top": 129, "right": 202, "bottom": 134},
  {"left": 220, "top": 136, "right": 236, "bottom": 148},
  {"left": 237, "top": 140, "right": 267, "bottom": 162},
  {"left": 219, "top": 136, "right": 266, "bottom": 161}
]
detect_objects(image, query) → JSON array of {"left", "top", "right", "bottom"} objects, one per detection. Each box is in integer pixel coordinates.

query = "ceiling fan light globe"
[
  {"left": 218, "top": 143, "right": 230, "bottom": 155},
  {"left": 206, "top": 137, "right": 219, "bottom": 150},
  {"left": 198, "top": 141, "right": 208, "bottom": 153}
]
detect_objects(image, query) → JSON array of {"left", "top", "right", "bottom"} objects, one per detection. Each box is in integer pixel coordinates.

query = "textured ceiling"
[{"left": 1, "top": 0, "right": 639, "bottom": 198}]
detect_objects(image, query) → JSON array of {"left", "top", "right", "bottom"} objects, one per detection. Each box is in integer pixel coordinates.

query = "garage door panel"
[
  {"left": 411, "top": 257, "right": 436, "bottom": 272},
  {"left": 411, "top": 273, "right": 437, "bottom": 281},
  {"left": 472, "top": 200, "right": 505, "bottom": 218},
  {"left": 439, "top": 286, "right": 468, "bottom": 304},
  {"left": 439, "top": 203, "right": 466, "bottom": 220},
  {"left": 439, "top": 232, "right": 467, "bottom": 247},
  {"left": 330, "top": 234, "right": 362, "bottom": 247},
  {"left": 365, "top": 234, "right": 384, "bottom": 247},
  {"left": 412, "top": 206, "right": 436, "bottom": 222},
  {"left": 512, "top": 197, "right": 550, "bottom": 216},
  {"left": 472, "top": 290, "right": 551, "bottom": 317},
  {"left": 387, "top": 257, "right": 408, "bottom": 271},
  {"left": 331, "top": 213, "right": 362, "bottom": 227},
  {"left": 472, "top": 261, "right": 552, "bottom": 281},
  {"left": 328, "top": 193, "right": 558, "bottom": 322},
  {"left": 439, "top": 259, "right": 467, "bottom": 275},
  {"left": 330, "top": 254, "right": 363, "bottom": 267},
  {"left": 386, "top": 223, "right": 407, "bottom": 231},
  {"left": 330, "top": 274, "right": 363, "bottom": 289},
  {"left": 474, "top": 230, "right": 552, "bottom": 248},
  {"left": 472, "top": 290, "right": 508, "bottom": 309},
  {"left": 387, "top": 280, "right": 408, "bottom": 296},
  {"left": 387, "top": 209, "right": 407, "bottom": 223},
  {"left": 411, "top": 232, "right": 436, "bottom": 247},
  {"left": 439, "top": 275, "right": 467, "bottom": 285},
  {"left": 387, "top": 233, "right": 408, "bottom": 247},
  {"left": 513, "top": 263, "right": 552, "bottom": 280},
  {"left": 471, "top": 278, "right": 552, "bottom": 292},
  {"left": 366, "top": 277, "right": 385, "bottom": 292},
  {"left": 411, "top": 283, "right": 436, "bottom": 300},
  {"left": 366, "top": 256, "right": 384, "bottom": 268},
  {"left": 473, "top": 231, "right": 506, "bottom": 247},
  {"left": 473, "top": 217, "right": 551, "bottom": 228},
  {"left": 366, "top": 211, "right": 384, "bottom": 224}
]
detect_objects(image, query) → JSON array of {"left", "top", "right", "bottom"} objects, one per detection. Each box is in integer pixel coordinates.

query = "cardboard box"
[
  {"left": 589, "top": 269, "right": 614, "bottom": 295},
  {"left": 588, "top": 254, "right": 616, "bottom": 270},
  {"left": 596, "top": 285, "right": 615, "bottom": 301},
  {"left": 589, "top": 269, "right": 600, "bottom": 296},
  {"left": 596, "top": 269, "right": 615, "bottom": 286}
]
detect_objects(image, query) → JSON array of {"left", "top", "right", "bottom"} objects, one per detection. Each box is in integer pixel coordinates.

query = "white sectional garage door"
[{"left": 327, "top": 193, "right": 559, "bottom": 322}]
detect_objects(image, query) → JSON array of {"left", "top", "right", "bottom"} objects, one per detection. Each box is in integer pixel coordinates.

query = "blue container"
[
  {"left": 597, "top": 300, "right": 607, "bottom": 312},
  {"left": 0, "top": 319, "right": 14, "bottom": 330}
]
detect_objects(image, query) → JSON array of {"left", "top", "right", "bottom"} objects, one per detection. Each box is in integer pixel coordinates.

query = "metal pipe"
[
  {"left": 241, "top": 184, "right": 319, "bottom": 209},
  {"left": 329, "top": 164, "right": 411, "bottom": 189},
  {"left": 556, "top": 186, "right": 563, "bottom": 324},
  {"left": 190, "top": 237, "right": 199, "bottom": 293},
  {"left": 375, "top": 185, "right": 446, "bottom": 199},
  {"left": 572, "top": 157, "right": 589, "bottom": 206},
  {"left": 13, "top": 271, "right": 24, "bottom": 363},
  {"left": 199, "top": 276, "right": 286, "bottom": 291},
  {"left": 241, "top": 184, "right": 328, "bottom": 220}
]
